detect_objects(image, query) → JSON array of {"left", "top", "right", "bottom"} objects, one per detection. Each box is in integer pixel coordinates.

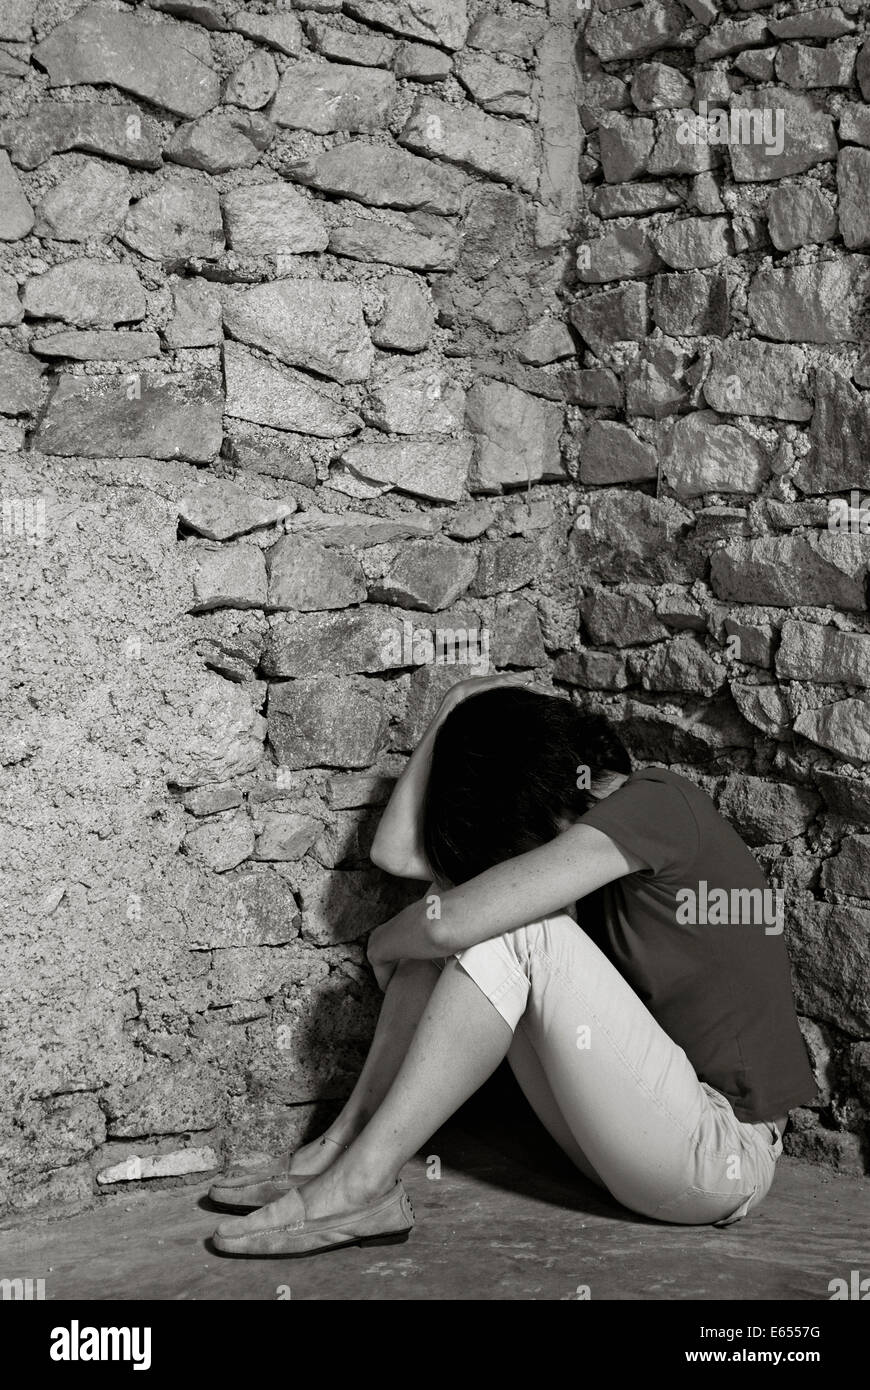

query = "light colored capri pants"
[{"left": 438, "top": 912, "right": 783, "bottom": 1227}]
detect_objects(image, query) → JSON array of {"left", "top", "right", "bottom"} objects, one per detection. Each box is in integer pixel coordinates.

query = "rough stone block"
[
  {"left": 766, "top": 183, "right": 838, "bottom": 250},
  {"left": 578, "top": 224, "right": 663, "bottom": 282},
  {"left": 652, "top": 268, "right": 729, "bottom": 336},
  {"left": 569, "top": 282, "right": 649, "bottom": 355},
  {"left": 223, "top": 280, "right": 373, "bottom": 384},
  {"left": 0, "top": 346, "right": 44, "bottom": 414},
  {"left": 190, "top": 541, "right": 267, "bottom": 612},
  {"left": 270, "top": 61, "right": 396, "bottom": 133},
  {"left": 729, "top": 89, "right": 837, "bottom": 181},
  {"left": 647, "top": 112, "right": 717, "bottom": 176},
  {"left": 371, "top": 276, "right": 435, "bottom": 352},
  {"left": 230, "top": 10, "right": 303, "bottom": 55},
  {"left": 393, "top": 40, "right": 453, "bottom": 80},
  {"left": 22, "top": 259, "right": 145, "bottom": 325},
  {"left": 651, "top": 216, "right": 733, "bottom": 269},
  {"left": 368, "top": 540, "right": 477, "bottom": 611},
  {"left": 571, "top": 490, "right": 697, "bottom": 584},
  {"left": 267, "top": 677, "right": 387, "bottom": 769},
  {"left": 795, "top": 698, "right": 870, "bottom": 763},
  {"left": 224, "top": 49, "right": 279, "bottom": 108},
  {"left": 587, "top": 1, "right": 691, "bottom": 61},
  {"left": 0, "top": 269, "right": 22, "bottom": 324},
  {"left": 345, "top": 0, "right": 468, "bottom": 51},
  {"left": 364, "top": 360, "right": 464, "bottom": 435},
  {"left": 400, "top": 95, "right": 537, "bottom": 192},
  {"left": 179, "top": 481, "right": 295, "bottom": 541},
  {"left": 776, "top": 38, "right": 857, "bottom": 88},
  {"left": 748, "top": 257, "right": 870, "bottom": 342},
  {"left": 455, "top": 51, "right": 533, "bottom": 118},
  {"left": 224, "top": 341, "right": 361, "bottom": 438},
  {"left": 164, "top": 276, "right": 222, "bottom": 348},
  {"left": 797, "top": 369, "right": 870, "bottom": 492},
  {"left": 329, "top": 213, "right": 458, "bottom": 272},
  {"left": 711, "top": 535, "right": 869, "bottom": 610},
  {"left": 187, "top": 867, "right": 301, "bottom": 948},
  {"left": 704, "top": 341, "right": 811, "bottom": 421},
  {"left": 265, "top": 536, "right": 366, "bottom": 612},
  {"left": 168, "top": 673, "right": 266, "bottom": 788},
  {"left": 33, "top": 158, "right": 130, "bottom": 241},
  {"left": 661, "top": 410, "right": 767, "bottom": 495},
  {"left": 185, "top": 810, "right": 255, "bottom": 872},
  {"left": 581, "top": 589, "right": 669, "bottom": 647},
  {"left": 292, "top": 139, "right": 464, "bottom": 215},
  {"left": 718, "top": 774, "right": 820, "bottom": 843},
  {"left": 167, "top": 109, "right": 274, "bottom": 172},
  {"left": 465, "top": 379, "right": 565, "bottom": 492},
  {"left": 777, "top": 620, "right": 870, "bottom": 686},
  {"left": 0, "top": 102, "right": 164, "bottom": 170},
  {"left": 31, "top": 330, "right": 161, "bottom": 362},
  {"left": 96, "top": 1147, "right": 219, "bottom": 1184},
  {"left": 33, "top": 5, "right": 220, "bottom": 118},
  {"left": 263, "top": 606, "right": 417, "bottom": 677},
  {"left": 788, "top": 898, "right": 870, "bottom": 1034},
  {"left": 35, "top": 372, "right": 223, "bottom": 461},
  {"left": 340, "top": 439, "right": 471, "bottom": 502},
  {"left": 580, "top": 419, "right": 657, "bottom": 484},
  {"left": 642, "top": 635, "right": 726, "bottom": 697},
  {"left": 254, "top": 811, "right": 321, "bottom": 862},
  {"left": 222, "top": 183, "right": 328, "bottom": 256},
  {"left": 122, "top": 180, "right": 224, "bottom": 262},
  {"left": 838, "top": 147, "right": 870, "bottom": 249},
  {"left": 820, "top": 833, "right": 870, "bottom": 897},
  {"left": 598, "top": 113, "right": 655, "bottom": 182}
]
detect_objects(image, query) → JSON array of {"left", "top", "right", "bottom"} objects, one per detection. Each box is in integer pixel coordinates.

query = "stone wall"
[
  {"left": 0, "top": 0, "right": 868, "bottom": 1218},
  {"left": 571, "top": 0, "right": 870, "bottom": 1172}
]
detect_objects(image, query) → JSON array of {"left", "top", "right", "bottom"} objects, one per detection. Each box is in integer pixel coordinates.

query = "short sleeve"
[{"left": 579, "top": 772, "right": 700, "bottom": 878}]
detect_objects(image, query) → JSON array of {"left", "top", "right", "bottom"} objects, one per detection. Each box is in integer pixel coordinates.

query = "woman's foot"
[
  {"left": 217, "top": 1150, "right": 395, "bottom": 1236},
  {"left": 284, "top": 1131, "right": 349, "bottom": 1177},
  {"left": 212, "top": 1178, "right": 414, "bottom": 1258},
  {"left": 208, "top": 1131, "right": 353, "bottom": 1212}
]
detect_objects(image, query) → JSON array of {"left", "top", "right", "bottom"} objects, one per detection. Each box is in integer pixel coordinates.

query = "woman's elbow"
[
  {"left": 370, "top": 843, "right": 432, "bottom": 881},
  {"left": 369, "top": 841, "right": 392, "bottom": 873}
]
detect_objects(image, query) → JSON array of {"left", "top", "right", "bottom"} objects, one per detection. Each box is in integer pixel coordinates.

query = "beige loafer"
[
  {"left": 208, "top": 1167, "right": 308, "bottom": 1213},
  {"left": 212, "top": 1180, "right": 414, "bottom": 1258},
  {"left": 209, "top": 1137, "right": 348, "bottom": 1212}
]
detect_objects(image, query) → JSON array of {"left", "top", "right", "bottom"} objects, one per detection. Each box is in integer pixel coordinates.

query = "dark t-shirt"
[{"left": 578, "top": 767, "right": 815, "bottom": 1123}]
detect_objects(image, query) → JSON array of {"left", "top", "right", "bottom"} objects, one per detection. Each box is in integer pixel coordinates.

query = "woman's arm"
[
  {"left": 369, "top": 673, "right": 521, "bottom": 881},
  {"left": 367, "top": 821, "right": 647, "bottom": 967}
]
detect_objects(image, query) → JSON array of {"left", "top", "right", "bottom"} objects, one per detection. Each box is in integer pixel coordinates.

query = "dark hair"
[{"left": 422, "top": 687, "right": 631, "bottom": 887}]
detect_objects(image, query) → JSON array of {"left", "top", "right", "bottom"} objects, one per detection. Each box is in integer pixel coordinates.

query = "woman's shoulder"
[{"left": 628, "top": 766, "right": 706, "bottom": 802}]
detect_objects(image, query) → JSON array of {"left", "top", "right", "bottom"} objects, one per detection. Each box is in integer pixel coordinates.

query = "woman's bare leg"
[
  {"left": 286, "top": 958, "right": 442, "bottom": 1175},
  {"left": 222, "top": 959, "right": 511, "bottom": 1230}
]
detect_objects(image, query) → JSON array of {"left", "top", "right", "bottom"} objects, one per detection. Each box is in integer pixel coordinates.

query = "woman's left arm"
[{"left": 367, "top": 822, "right": 646, "bottom": 969}]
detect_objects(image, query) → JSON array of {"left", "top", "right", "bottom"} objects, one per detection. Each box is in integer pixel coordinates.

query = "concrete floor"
[{"left": 2, "top": 1117, "right": 868, "bottom": 1301}]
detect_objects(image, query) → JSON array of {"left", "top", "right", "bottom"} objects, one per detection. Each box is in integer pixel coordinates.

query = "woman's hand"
[
  {"left": 438, "top": 671, "right": 527, "bottom": 716},
  {"left": 366, "top": 925, "right": 397, "bottom": 993},
  {"left": 370, "top": 957, "right": 397, "bottom": 993}
]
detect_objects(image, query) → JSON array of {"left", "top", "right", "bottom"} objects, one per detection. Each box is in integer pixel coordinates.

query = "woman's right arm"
[{"left": 369, "top": 673, "right": 521, "bottom": 881}]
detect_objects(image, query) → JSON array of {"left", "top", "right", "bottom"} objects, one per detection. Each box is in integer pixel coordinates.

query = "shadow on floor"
[{"left": 2, "top": 1058, "right": 867, "bottom": 1300}]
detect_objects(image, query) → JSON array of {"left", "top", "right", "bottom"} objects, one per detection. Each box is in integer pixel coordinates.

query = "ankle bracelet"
[{"left": 322, "top": 1135, "right": 350, "bottom": 1151}]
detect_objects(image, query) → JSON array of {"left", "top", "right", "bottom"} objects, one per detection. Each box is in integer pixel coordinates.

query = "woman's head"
[{"left": 423, "top": 687, "right": 631, "bottom": 886}]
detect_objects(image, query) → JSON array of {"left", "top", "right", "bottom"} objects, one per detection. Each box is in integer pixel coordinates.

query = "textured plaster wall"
[{"left": 0, "top": 0, "right": 868, "bottom": 1218}]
